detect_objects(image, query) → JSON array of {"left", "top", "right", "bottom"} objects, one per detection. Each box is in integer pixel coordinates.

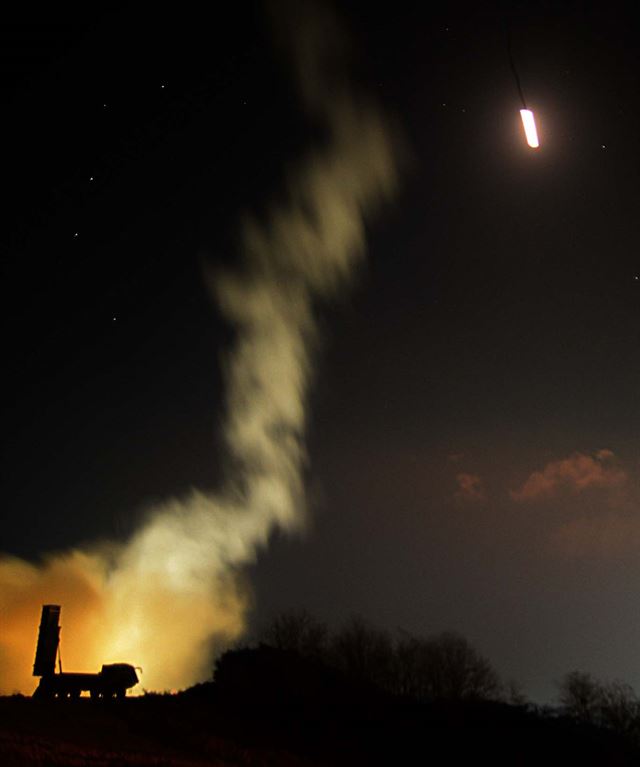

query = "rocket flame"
[
  {"left": 0, "top": 2, "right": 399, "bottom": 695},
  {"left": 519, "top": 108, "right": 540, "bottom": 148}
]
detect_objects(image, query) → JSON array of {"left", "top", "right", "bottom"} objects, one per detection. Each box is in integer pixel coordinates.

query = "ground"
[{"left": 1, "top": 689, "right": 639, "bottom": 766}]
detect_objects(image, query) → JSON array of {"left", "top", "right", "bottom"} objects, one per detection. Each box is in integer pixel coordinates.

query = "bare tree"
[
  {"left": 598, "top": 680, "right": 640, "bottom": 737},
  {"left": 260, "top": 608, "right": 328, "bottom": 660},
  {"left": 557, "top": 670, "right": 640, "bottom": 742},
  {"left": 331, "top": 615, "right": 394, "bottom": 690},
  {"left": 392, "top": 632, "right": 425, "bottom": 699},
  {"left": 416, "top": 631, "right": 501, "bottom": 702},
  {"left": 557, "top": 670, "right": 603, "bottom": 723},
  {"left": 391, "top": 630, "right": 501, "bottom": 702}
]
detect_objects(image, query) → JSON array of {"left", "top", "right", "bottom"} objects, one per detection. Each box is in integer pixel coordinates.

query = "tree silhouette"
[
  {"left": 558, "top": 671, "right": 605, "bottom": 722},
  {"left": 598, "top": 680, "right": 640, "bottom": 738},
  {"left": 260, "top": 608, "right": 328, "bottom": 660},
  {"left": 558, "top": 671, "right": 640, "bottom": 742},
  {"left": 330, "top": 615, "right": 394, "bottom": 691},
  {"left": 239, "top": 611, "right": 504, "bottom": 705},
  {"left": 406, "top": 631, "right": 501, "bottom": 702}
]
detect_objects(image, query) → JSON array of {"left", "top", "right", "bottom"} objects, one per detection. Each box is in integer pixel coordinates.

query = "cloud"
[
  {"left": 455, "top": 473, "right": 486, "bottom": 503},
  {"left": 510, "top": 451, "right": 627, "bottom": 503},
  {"left": 510, "top": 450, "right": 640, "bottom": 558}
]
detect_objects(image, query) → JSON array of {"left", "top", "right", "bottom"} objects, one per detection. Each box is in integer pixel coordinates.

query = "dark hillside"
[{"left": 2, "top": 687, "right": 639, "bottom": 766}]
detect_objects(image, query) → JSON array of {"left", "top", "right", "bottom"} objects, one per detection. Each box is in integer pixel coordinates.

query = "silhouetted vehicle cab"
[{"left": 94, "top": 664, "right": 139, "bottom": 699}]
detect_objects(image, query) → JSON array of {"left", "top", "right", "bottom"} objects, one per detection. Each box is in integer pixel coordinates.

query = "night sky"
[{"left": 2, "top": 3, "right": 639, "bottom": 702}]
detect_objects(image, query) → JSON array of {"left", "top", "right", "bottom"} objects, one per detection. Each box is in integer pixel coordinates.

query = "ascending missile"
[{"left": 519, "top": 109, "right": 539, "bottom": 148}]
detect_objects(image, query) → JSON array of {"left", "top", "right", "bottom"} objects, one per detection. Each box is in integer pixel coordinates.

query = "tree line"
[
  {"left": 215, "top": 609, "right": 504, "bottom": 704},
  {"left": 213, "top": 608, "right": 640, "bottom": 748}
]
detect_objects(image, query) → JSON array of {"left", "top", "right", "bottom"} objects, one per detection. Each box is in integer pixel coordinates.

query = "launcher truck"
[{"left": 32, "top": 604, "right": 139, "bottom": 699}]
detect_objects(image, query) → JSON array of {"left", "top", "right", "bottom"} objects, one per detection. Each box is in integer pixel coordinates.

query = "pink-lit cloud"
[
  {"left": 510, "top": 451, "right": 627, "bottom": 503},
  {"left": 455, "top": 472, "right": 486, "bottom": 503}
]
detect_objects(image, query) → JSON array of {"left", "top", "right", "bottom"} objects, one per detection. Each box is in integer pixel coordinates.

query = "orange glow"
[
  {"left": 519, "top": 109, "right": 539, "bottom": 148},
  {"left": 0, "top": 546, "right": 247, "bottom": 695}
]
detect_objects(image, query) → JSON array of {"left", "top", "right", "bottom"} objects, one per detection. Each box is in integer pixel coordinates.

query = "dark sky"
[{"left": 2, "top": 3, "right": 639, "bottom": 702}]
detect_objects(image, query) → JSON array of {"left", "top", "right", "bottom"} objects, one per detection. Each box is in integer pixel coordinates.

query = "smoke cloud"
[{"left": 0, "top": 2, "right": 399, "bottom": 694}]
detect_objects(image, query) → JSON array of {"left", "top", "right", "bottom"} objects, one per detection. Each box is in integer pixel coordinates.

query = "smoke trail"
[{"left": 0, "top": 1, "right": 399, "bottom": 694}]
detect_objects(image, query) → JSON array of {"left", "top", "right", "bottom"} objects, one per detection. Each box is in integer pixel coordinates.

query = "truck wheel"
[{"left": 116, "top": 688, "right": 126, "bottom": 700}]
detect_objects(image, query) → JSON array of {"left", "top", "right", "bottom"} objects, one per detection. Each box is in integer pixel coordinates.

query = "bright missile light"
[{"left": 519, "top": 109, "right": 539, "bottom": 148}]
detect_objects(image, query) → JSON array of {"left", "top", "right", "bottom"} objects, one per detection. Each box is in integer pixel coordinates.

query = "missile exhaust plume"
[
  {"left": 519, "top": 108, "right": 540, "bottom": 148},
  {"left": 0, "top": 2, "right": 399, "bottom": 695}
]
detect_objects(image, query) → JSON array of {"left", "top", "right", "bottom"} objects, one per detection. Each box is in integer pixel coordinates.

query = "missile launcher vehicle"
[{"left": 32, "top": 605, "right": 139, "bottom": 699}]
